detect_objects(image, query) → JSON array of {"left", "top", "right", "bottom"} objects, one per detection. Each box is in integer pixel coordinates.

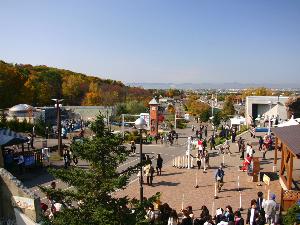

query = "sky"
[{"left": 1, "top": 0, "right": 300, "bottom": 85}]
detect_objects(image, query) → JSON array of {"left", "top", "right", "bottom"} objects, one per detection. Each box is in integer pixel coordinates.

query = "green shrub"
[
  {"left": 283, "top": 202, "right": 300, "bottom": 225},
  {"left": 176, "top": 119, "right": 187, "bottom": 129}
]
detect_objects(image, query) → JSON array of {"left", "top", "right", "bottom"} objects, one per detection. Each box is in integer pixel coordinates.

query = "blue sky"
[{"left": 1, "top": 0, "right": 300, "bottom": 84}]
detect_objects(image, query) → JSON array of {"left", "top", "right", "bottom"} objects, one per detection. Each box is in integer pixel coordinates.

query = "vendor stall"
[{"left": 272, "top": 125, "right": 300, "bottom": 210}]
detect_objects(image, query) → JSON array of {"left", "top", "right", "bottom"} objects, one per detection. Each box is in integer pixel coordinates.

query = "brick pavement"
[{"left": 115, "top": 131, "right": 281, "bottom": 218}]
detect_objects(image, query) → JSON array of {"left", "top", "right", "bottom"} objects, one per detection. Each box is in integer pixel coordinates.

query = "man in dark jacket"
[
  {"left": 215, "top": 164, "right": 225, "bottom": 192},
  {"left": 246, "top": 200, "right": 260, "bottom": 225}
]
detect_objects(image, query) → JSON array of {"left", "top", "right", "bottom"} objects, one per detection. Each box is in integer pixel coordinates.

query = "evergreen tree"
[{"left": 41, "top": 114, "right": 159, "bottom": 225}]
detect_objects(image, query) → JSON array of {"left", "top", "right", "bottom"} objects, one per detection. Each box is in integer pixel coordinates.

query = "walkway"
[{"left": 115, "top": 130, "right": 281, "bottom": 217}]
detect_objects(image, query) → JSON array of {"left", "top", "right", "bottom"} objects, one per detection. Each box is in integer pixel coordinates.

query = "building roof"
[
  {"left": 272, "top": 125, "right": 300, "bottom": 158},
  {"left": 149, "top": 98, "right": 159, "bottom": 105},
  {"left": 9, "top": 104, "right": 35, "bottom": 112},
  {"left": 0, "top": 128, "right": 28, "bottom": 146}
]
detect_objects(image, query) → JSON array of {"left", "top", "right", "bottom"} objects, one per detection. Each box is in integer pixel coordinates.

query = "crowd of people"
[{"left": 143, "top": 191, "right": 280, "bottom": 225}]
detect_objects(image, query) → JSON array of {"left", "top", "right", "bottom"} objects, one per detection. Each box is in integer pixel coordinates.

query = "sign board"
[
  {"left": 140, "top": 113, "right": 150, "bottom": 128},
  {"left": 12, "top": 196, "right": 35, "bottom": 210},
  {"left": 263, "top": 174, "right": 271, "bottom": 186}
]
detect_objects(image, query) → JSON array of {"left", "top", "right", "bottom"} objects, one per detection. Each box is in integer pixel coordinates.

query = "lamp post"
[
  {"left": 135, "top": 117, "right": 147, "bottom": 203},
  {"left": 268, "top": 101, "right": 272, "bottom": 135},
  {"left": 52, "top": 99, "right": 63, "bottom": 156}
]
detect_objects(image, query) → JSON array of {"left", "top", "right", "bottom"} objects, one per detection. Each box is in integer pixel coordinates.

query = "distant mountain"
[{"left": 127, "top": 82, "right": 300, "bottom": 90}]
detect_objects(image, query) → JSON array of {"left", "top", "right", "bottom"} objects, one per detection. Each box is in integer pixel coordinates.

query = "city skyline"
[{"left": 1, "top": 1, "right": 300, "bottom": 85}]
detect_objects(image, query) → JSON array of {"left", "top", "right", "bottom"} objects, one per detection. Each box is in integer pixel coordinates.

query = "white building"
[
  {"left": 245, "top": 96, "right": 289, "bottom": 125},
  {"left": 7, "top": 104, "right": 43, "bottom": 123}
]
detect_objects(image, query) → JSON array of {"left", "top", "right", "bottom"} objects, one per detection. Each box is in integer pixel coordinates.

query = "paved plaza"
[{"left": 115, "top": 128, "right": 281, "bottom": 218}]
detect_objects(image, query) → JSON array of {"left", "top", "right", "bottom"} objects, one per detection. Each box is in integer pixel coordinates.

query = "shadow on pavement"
[
  {"left": 152, "top": 181, "right": 180, "bottom": 187},
  {"left": 160, "top": 172, "right": 184, "bottom": 177},
  {"left": 19, "top": 169, "right": 56, "bottom": 188},
  {"left": 222, "top": 187, "right": 252, "bottom": 192}
]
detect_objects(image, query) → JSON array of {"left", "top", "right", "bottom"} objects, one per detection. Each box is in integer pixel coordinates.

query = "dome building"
[{"left": 7, "top": 104, "right": 40, "bottom": 123}]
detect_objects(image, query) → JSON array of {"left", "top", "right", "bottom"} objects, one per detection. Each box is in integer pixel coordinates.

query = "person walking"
[
  {"left": 246, "top": 144, "right": 254, "bottom": 157},
  {"left": 204, "top": 150, "right": 210, "bottom": 168},
  {"left": 192, "top": 125, "right": 195, "bottom": 132},
  {"left": 224, "top": 205, "right": 234, "bottom": 222},
  {"left": 234, "top": 210, "right": 244, "bottom": 225},
  {"left": 63, "top": 150, "right": 71, "bottom": 169},
  {"left": 246, "top": 200, "right": 260, "bottom": 225},
  {"left": 237, "top": 137, "right": 243, "bottom": 153},
  {"left": 258, "top": 136, "right": 264, "bottom": 151},
  {"left": 156, "top": 154, "right": 163, "bottom": 176},
  {"left": 204, "top": 125, "right": 208, "bottom": 138},
  {"left": 196, "top": 154, "right": 201, "bottom": 170},
  {"left": 240, "top": 142, "right": 246, "bottom": 159},
  {"left": 168, "top": 209, "right": 179, "bottom": 225},
  {"left": 209, "top": 135, "right": 216, "bottom": 150},
  {"left": 199, "top": 131, "right": 203, "bottom": 140},
  {"left": 231, "top": 129, "right": 236, "bottom": 143},
  {"left": 256, "top": 192, "right": 265, "bottom": 213},
  {"left": 262, "top": 194, "right": 277, "bottom": 225},
  {"left": 130, "top": 141, "right": 136, "bottom": 154},
  {"left": 215, "top": 164, "right": 225, "bottom": 192},
  {"left": 224, "top": 139, "right": 232, "bottom": 155},
  {"left": 200, "top": 151, "right": 207, "bottom": 173},
  {"left": 149, "top": 164, "right": 155, "bottom": 186},
  {"left": 203, "top": 138, "right": 207, "bottom": 151},
  {"left": 181, "top": 209, "right": 193, "bottom": 225},
  {"left": 72, "top": 153, "right": 78, "bottom": 167},
  {"left": 146, "top": 204, "right": 156, "bottom": 224},
  {"left": 144, "top": 163, "right": 151, "bottom": 185},
  {"left": 175, "top": 132, "right": 178, "bottom": 145}
]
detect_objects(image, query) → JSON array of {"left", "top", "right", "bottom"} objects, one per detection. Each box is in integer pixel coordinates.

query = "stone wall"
[{"left": 0, "top": 168, "right": 41, "bottom": 224}]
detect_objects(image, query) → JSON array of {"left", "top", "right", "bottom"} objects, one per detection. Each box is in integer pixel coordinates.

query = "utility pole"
[{"left": 52, "top": 99, "right": 63, "bottom": 157}]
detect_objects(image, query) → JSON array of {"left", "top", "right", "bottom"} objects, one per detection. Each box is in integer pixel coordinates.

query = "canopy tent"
[
  {"left": 230, "top": 116, "right": 245, "bottom": 125},
  {"left": 0, "top": 128, "right": 28, "bottom": 147},
  {"left": 277, "top": 116, "right": 299, "bottom": 127}
]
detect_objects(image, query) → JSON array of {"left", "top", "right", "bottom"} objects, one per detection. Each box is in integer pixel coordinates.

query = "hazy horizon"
[{"left": 1, "top": 1, "right": 300, "bottom": 84}]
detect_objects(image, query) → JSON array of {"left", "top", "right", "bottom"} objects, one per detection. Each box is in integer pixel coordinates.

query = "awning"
[{"left": 0, "top": 128, "right": 28, "bottom": 146}]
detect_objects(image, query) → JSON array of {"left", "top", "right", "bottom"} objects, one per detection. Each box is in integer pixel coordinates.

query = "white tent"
[
  {"left": 230, "top": 117, "right": 246, "bottom": 125},
  {"left": 277, "top": 116, "right": 299, "bottom": 127}
]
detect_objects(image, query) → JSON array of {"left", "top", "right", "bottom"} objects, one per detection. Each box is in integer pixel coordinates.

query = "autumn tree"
[
  {"left": 82, "top": 82, "right": 102, "bottom": 106},
  {"left": 0, "top": 61, "right": 26, "bottom": 108},
  {"left": 241, "top": 87, "right": 272, "bottom": 99},
  {"left": 24, "top": 70, "right": 62, "bottom": 106},
  {"left": 62, "top": 74, "right": 88, "bottom": 105},
  {"left": 167, "top": 104, "right": 175, "bottom": 114},
  {"left": 221, "top": 95, "right": 236, "bottom": 120}
]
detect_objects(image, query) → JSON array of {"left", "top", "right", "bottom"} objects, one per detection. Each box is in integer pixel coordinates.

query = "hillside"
[{"left": 0, "top": 60, "right": 152, "bottom": 108}]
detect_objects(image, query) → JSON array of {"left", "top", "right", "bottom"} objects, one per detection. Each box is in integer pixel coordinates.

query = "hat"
[{"left": 270, "top": 193, "right": 276, "bottom": 200}]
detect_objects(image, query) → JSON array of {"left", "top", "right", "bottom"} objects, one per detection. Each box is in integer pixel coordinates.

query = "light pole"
[
  {"left": 135, "top": 117, "right": 147, "bottom": 203},
  {"left": 268, "top": 101, "right": 272, "bottom": 135},
  {"left": 52, "top": 99, "right": 63, "bottom": 156}
]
